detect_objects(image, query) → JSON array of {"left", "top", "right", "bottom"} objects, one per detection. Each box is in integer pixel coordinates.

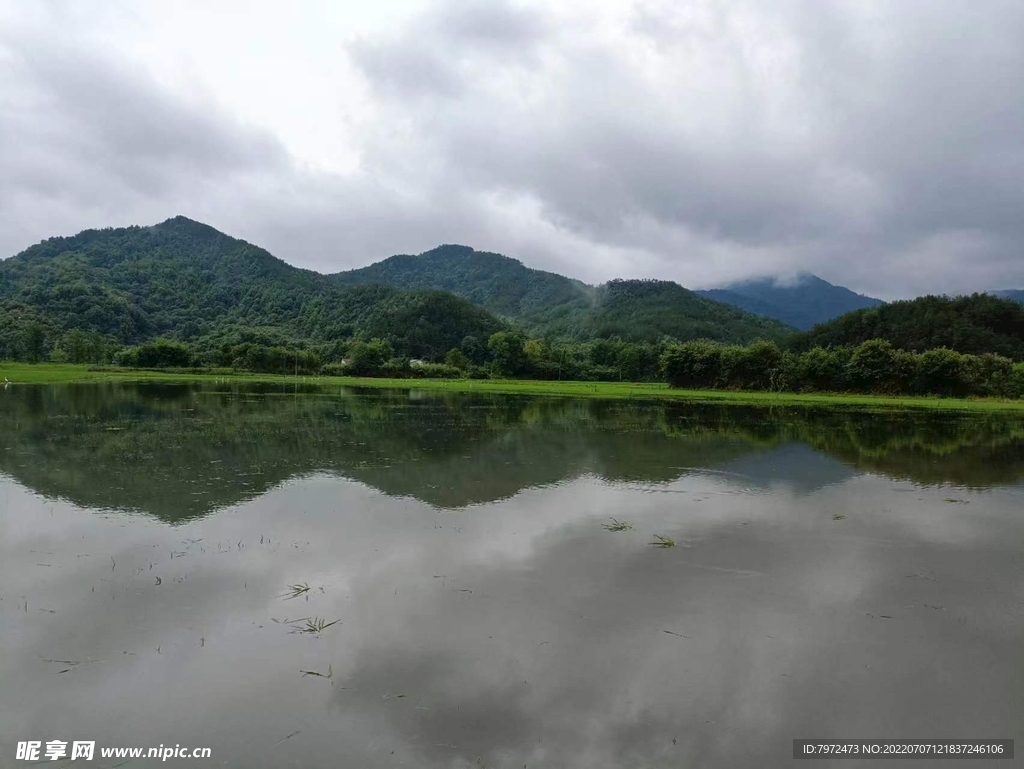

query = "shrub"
[
  {"left": 970, "top": 353, "right": 1015, "bottom": 397},
  {"left": 792, "top": 347, "right": 847, "bottom": 392},
  {"left": 846, "top": 339, "right": 897, "bottom": 392},
  {"left": 912, "top": 348, "right": 970, "bottom": 397},
  {"left": 661, "top": 340, "right": 723, "bottom": 389},
  {"left": 117, "top": 339, "right": 192, "bottom": 368},
  {"left": 408, "top": 363, "right": 463, "bottom": 379},
  {"left": 721, "top": 340, "right": 784, "bottom": 391},
  {"left": 1007, "top": 364, "right": 1024, "bottom": 399},
  {"left": 347, "top": 338, "right": 394, "bottom": 376},
  {"left": 444, "top": 348, "right": 471, "bottom": 370}
]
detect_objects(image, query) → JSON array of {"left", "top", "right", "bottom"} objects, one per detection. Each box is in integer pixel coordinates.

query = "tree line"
[
  {"left": 661, "top": 339, "right": 1024, "bottom": 398},
  {"left": 6, "top": 320, "right": 1024, "bottom": 399}
]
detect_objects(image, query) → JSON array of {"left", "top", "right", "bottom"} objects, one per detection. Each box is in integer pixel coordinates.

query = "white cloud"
[{"left": 2, "top": 0, "right": 1023, "bottom": 298}]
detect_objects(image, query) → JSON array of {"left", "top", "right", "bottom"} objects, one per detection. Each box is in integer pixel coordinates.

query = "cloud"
[{"left": 2, "top": 0, "right": 1024, "bottom": 297}]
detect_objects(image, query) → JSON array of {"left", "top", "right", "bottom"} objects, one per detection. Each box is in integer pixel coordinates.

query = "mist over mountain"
[{"left": 697, "top": 274, "right": 883, "bottom": 331}]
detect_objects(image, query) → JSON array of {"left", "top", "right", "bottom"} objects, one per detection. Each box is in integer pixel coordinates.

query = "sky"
[{"left": 1, "top": 0, "right": 1023, "bottom": 299}]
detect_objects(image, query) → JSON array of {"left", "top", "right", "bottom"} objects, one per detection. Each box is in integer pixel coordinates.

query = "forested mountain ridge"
[
  {"left": 335, "top": 244, "right": 793, "bottom": 343},
  {"left": 0, "top": 217, "right": 506, "bottom": 361},
  {"left": 1, "top": 220, "right": 794, "bottom": 362},
  {"left": 792, "top": 294, "right": 1024, "bottom": 360},
  {"left": 697, "top": 274, "right": 883, "bottom": 330},
  {"left": 334, "top": 244, "right": 596, "bottom": 326},
  {"left": 578, "top": 279, "right": 792, "bottom": 344}
]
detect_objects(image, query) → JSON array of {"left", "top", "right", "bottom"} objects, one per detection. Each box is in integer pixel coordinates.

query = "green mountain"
[
  {"left": 335, "top": 244, "right": 793, "bottom": 344},
  {"left": 0, "top": 217, "right": 505, "bottom": 361},
  {"left": 792, "top": 293, "right": 1024, "bottom": 360},
  {"left": 333, "top": 244, "right": 595, "bottom": 326},
  {"left": 993, "top": 289, "right": 1024, "bottom": 304},
  {"left": 697, "top": 274, "right": 883, "bottom": 331}
]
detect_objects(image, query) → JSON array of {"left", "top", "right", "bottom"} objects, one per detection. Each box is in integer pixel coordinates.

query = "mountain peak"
[
  {"left": 696, "top": 273, "right": 883, "bottom": 330},
  {"left": 151, "top": 216, "right": 226, "bottom": 238}
]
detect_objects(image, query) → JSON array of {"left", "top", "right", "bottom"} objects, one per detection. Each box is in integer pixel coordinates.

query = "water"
[{"left": 1, "top": 383, "right": 1022, "bottom": 768}]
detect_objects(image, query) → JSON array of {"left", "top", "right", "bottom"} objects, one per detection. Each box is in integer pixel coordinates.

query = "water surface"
[{"left": 1, "top": 384, "right": 1022, "bottom": 767}]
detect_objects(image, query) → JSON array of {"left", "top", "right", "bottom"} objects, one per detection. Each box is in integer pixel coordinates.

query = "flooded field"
[{"left": 1, "top": 383, "right": 1022, "bottom": 768}]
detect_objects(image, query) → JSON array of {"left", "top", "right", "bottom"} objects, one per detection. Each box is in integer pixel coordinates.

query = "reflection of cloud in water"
[
  {"left": 720, "top": 443, "right": 857, "bottom": 495},
  {"left": 3, "top": 425, "right": 1024, "bottom": 767}
]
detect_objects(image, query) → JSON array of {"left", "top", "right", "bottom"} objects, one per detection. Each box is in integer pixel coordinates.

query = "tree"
[
  {"left": 488, "top": 331, "right": 527, "bottom": 377},
  {"left": 62, "top": 329, "right": 92, "bottom": 364},
  {"left": 660, "top": 340, "right": 723, "bottom": 389},
  {"left": 444, "top": 348, "right": 470, "bottom": 370},
  {"left": 21, "top": 322, "right": 46, "bottom": 363},
  {"left": 912, "top": 348, "right": 969, "bottom": 397},
  {"left": 348, "top": 338, "right": 393, "bottom": 376},
  {"left": 846, "top": 339, "right": 897, "bottom": 392},
  {"left": 792, "top": 347, "right": 847, "bottom": 392}
]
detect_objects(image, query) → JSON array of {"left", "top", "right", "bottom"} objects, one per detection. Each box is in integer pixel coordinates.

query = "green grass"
[
  {"left": 280, "top": 583, "right": 312, "bottom": 600},
  {"left": 602, "top": 518, "right": 633, "bottom": 532},
  {"left": 277, "top": 616, "right": 340, "bottom": 635},
  {"left": 650, "top": 534, "right": 677, "bottom": 548},
  {"left": 3, "top": 362, "right": 1024, "bottom": 412}
]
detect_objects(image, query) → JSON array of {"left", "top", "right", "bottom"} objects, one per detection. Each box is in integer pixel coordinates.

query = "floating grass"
[
  {"left": 289, "top": 616, "right": 340, "bottom": 635},
  {"left": 301, "top": 664, "right": 333, "bottom": 682},
  {"left": 833, "top": 514, "right": 846, "bottom": 520},
  {"left": 602, "top": 518, "right": 633, "bottom": 532},
  {"left": 281, "top": 582, "right": 312, "bottom": 600},
  {"left": 650, "top": 534, "right": 676, "bottom": 548}
]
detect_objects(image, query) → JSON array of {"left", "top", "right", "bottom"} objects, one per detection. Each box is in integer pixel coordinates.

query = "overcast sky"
[{"left": 2, "top": 0, "right": 1022, "bottom": 298}]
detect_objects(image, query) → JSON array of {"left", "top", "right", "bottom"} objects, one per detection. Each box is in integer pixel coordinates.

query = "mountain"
[
  {"left": 696, "top": 274, "right": 883, "bottom": 331},
  {"left": 0, "top": 219, "right": 792, "bottom": 366},
  {"left": 792, "top": 293, "right": 1024, "bottom": 360},
  {"left": 0, "top": 217, "right": 505, "bottom": 361},
  {"left": 335, "top": 244, "right": 794, "bottom": 344},
  {"left": 334, "top": 244, "right": 595, "bottom": 326},
  {"left": 992, "top": 289, "right": 1024, "bottom": 304}
]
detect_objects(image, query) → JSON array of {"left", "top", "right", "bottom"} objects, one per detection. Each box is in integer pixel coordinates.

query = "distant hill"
[
  {"left": 992, "top": 289, "right": 1024, "bottom": 304},
  {"left": 792, "top": 293, "right": 1024, "bottom": 360},
  {"left": 697, "top": 274, "right": 883, "bottom": 331},
  {"left": 335, "top": 245, "right": 793, "bottom": 344},
  {"left": 0, "top": 217, "right": 505, "bottom": 361}
]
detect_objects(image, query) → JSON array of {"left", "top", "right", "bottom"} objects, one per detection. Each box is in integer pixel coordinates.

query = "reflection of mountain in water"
[{"left": 1, "top": 383, "right": 1023, "bottom": 522}]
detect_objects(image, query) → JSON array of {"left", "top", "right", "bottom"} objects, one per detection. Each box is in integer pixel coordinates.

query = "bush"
[
  {"left": 971, "top": 353, "right": 1015, "bottom": 397},
  {"left": 117, "top": 339, "right": 192, "bottom": 368},
  {"left": 347, "top": 338, "right": 394, "bottom": 376},
  {"left": 408, "top": 363, "right": 463, "bottom": 379},
  {"left": 846, "top": 339, "right": 897, "bottom": 393},
  {"left": 444, "top": 348, "right": 471, "bottom": 370},
  {"left": 911, "top": 348, "right": 970, "bottom": 397},
  {"left": 660, "top": 340, "right": 723, "bottom": 389},
  {"left": 720, "top": 340, "right": 784, "bottom": 391},
  {"left": 792, "top": 347, "right": 847, "bottom": 392},
  {"left": 1007, "top": 364, "right": 1024, "bottom": 399},
  {"left": 320, "top": 363, "right": 348, "bottom": 377}
]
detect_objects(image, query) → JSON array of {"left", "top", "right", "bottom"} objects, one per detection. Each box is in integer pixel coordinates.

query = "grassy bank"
[{"left": 3, "top": 362, "right": 1024, "bottom": 412}]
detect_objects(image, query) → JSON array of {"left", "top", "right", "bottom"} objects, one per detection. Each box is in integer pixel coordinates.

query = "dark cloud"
[
  {"left": 341, "top": 0, "right": 1024, "bottom": 296},
  {"left": 2, "top": 0, "right": 1024, "bottom": 297}
]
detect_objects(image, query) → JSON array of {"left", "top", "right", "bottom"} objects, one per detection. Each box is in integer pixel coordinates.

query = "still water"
[{"left": 1, "top": 384, "right": 1022, "bottom": 768}]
